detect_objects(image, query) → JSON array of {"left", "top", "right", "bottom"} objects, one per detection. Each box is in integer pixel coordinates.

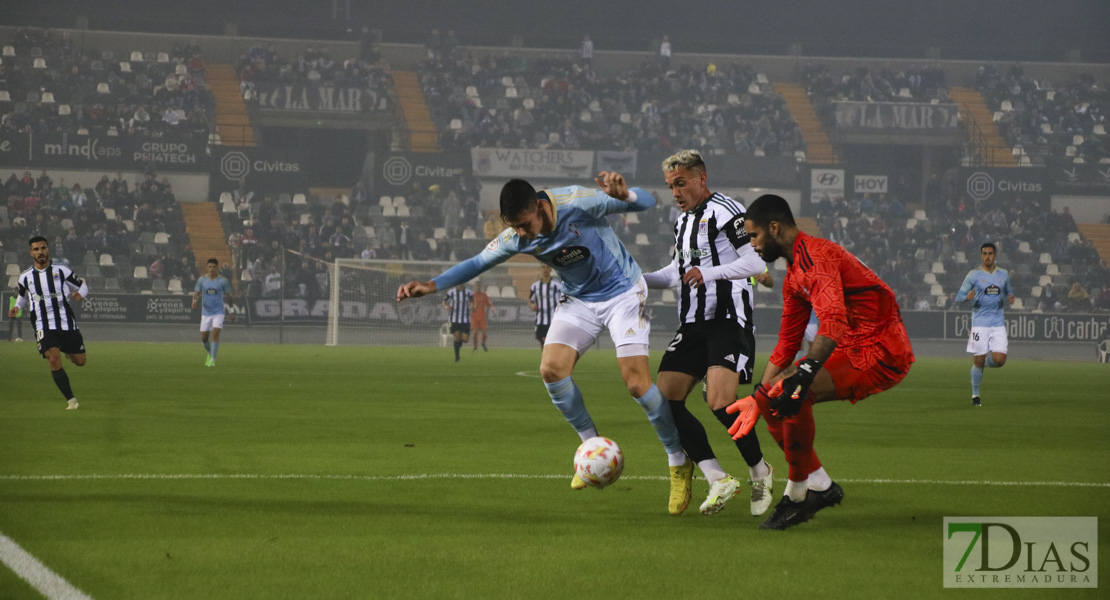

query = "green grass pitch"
[{"left": 0, "top": 341, "right": 1107, "bottom": 599}]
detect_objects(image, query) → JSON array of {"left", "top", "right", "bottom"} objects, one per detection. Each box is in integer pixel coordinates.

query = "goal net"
[{"left": 328, "top": 258, "right": 552, "bottom": 347}]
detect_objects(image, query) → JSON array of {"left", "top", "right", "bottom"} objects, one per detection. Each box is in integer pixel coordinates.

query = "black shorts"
[
  {"left": 37, "top": 329, "right": 86, "bottom": 357},
  {"left": 450, "top": 323, "right": 471, "bottom": 335},
  {"left": 658, "top": 320, "right": 754, "bottom": 383},
  {"left": 535, "top": 324, "right": 550, "bottom": 341}
]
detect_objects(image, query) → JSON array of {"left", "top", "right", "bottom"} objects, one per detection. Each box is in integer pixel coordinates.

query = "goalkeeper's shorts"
[{"left": 824, "top": 323, "right": 914, "bottom": 403}]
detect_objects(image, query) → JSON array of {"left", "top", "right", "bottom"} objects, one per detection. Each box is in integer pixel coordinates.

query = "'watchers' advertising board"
[
  {"left": 0, "top": 131, "right": 207, "bottom": 171},
  {"left": 255, "top": 83, "right": 387, "bottom": 113},
  {"left": 471, "top": 148, "right": 596, "bottom": 180},
  {"left": 374, "top": 152, "right": 470, "bottom": 195}
]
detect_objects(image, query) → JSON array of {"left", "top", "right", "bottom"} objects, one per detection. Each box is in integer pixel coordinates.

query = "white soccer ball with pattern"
[{"left": 573, "top": 436, "right": 624, "bottom": 488}]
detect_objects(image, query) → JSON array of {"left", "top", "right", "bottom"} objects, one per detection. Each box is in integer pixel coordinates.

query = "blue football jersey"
[
  {"left": 957, "top": 267, "right": 1012, "bottom": 327},
  {"left": 432, "top": 186, "right": 654, "bottom": 302},
  {"left": 195, "top": 276, "right": 232, "bottom": 317}
]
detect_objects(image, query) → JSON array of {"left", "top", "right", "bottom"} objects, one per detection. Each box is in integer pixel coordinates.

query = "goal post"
[{"left": 328, "top": 258, "right": 550, "bottom": 347}]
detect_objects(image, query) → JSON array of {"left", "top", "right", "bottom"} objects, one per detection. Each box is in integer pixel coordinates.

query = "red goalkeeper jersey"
[{"left": 769, "top": 232, "right": 909, "bottom": 370}]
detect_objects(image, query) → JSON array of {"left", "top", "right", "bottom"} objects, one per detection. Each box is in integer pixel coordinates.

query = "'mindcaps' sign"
[
  {"left": 472, "top": 148, "right": 595, "bottom": 180},
  {"left": 834, "top": 102, "right": 960, "bottom": 130},
  {"left": 1, "top": 132, "right": 207, "bottom": 170},
  {"left": 256, "top": 83, "right": 386, "bottom": 112}
]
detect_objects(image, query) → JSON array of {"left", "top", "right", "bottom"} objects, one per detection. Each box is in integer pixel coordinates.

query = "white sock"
[
  {"left": 785, "top": 479, "right": 809, "bottom": 502},
  {"left": 667, "top": 451, "right": 688, "bottom": 467},
  {"left": 749, "top": 459, "right": 771, "bottom": 481},
  {"left": 697, "top": 459, "right": 728, "bottom": 483},
  {"left": 807, "top": 467, "right": 832, "bottom": 492},
  {"left": 576, "top": 427, "right": 599, "bottom": 442}
]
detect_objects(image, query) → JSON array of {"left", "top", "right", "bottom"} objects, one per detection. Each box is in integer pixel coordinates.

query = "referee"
[
  {"left": 9, "top": 236, "right": 90, "bottom": 410},
  {"left": 644, "top": 149, "right": 774, "bottom": 516},
  {"left": 443, "top": 283, "right": 475, "bottom": 362},
  {"left": 528, "top": 264, "right": 562, "bottom": 347}
]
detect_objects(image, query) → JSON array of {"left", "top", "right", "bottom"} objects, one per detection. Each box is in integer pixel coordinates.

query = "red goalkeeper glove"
[{"left": 725, "top": 385, "right": 764, "bottom": 440}]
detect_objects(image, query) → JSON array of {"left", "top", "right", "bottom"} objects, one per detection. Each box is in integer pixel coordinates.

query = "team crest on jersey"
[
  {"left": 985, "top": 284, "right": 1001, "bottom": 295},
  {"left": 486, "top": 238, "right": 500, "bottom": 251},
  {"left": 698, "top": 219, "right": 708, "bottom": 235},
  {"left": 552, "top": 246, "right": 590, "bottom": 267}
]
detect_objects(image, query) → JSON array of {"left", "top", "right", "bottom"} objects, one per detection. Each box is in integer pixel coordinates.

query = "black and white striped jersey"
[
  {"left": 14, "top": 262, "right": 89, "bottom": 332},
  {"left": 644, "top": 193, "right": 764, "bottom": 325},
  {"left": 529, "top": 279, "right": 562, "bottom": 326},
  {"left": 444, "top": 288, "right": 475, "bottom": 325}
]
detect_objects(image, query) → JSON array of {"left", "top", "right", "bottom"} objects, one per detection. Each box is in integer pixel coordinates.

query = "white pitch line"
[
  {"left": 0, "top": 533, "right": 92, "bottom": 600},
  {"left": 0, "top": 473, "right": 1107, "bottom": 488}
]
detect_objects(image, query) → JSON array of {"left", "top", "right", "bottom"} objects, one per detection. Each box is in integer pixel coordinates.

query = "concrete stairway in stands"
[
  {"left": 180, "top": 203, "right": 231, "bottom": 272},
  {"left": 391, "top": 71, "right": 439, "bottom": 152},
  {"left": 774, "top": 82, "right": 838, "bottom": 164},
  {"left": 948, "top": 87, "right": 1018, "bottom": 167},
  {"left": 1078, "top": 223, "right": 1110, "bottom": 267},
  {"left": 206, "top": 64, "right": 256, "bottom": 147}
]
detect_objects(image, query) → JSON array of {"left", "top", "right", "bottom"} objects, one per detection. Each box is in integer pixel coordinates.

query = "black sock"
[
  {"left": 669, "top": 400, "right": 715, "bottom": 463},
  {"left": 453, "top": 341, "right": 461, "bottom": 359},
  {"left": 712, "top": 406, "right": 763, "bottom": 467},
  {"left": 52, "top": 368, "right": 75, "bottom": 400}
]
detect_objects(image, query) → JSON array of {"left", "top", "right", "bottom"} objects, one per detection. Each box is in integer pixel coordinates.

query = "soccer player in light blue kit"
[
  {"left": 397, "top": 172, "right": 693, "bottom": 515},
  {"left": 192, "top": 258, "right": 234, "bottom": 367},
  {"left": 957, "top": 242, "right": 1013, "bottom": 406}
]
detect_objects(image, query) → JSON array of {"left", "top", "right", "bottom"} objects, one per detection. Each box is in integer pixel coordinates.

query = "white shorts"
[
  {"left": 544, "top": 277, "right": 650, "bottom": 358},
  {"left": 200, "top": 314, "right": 226, "bottom": 332},
  {"left": 967, "top": 325, "right": 1007, "bottom": 355},
  {"left": 804, "top": 322, "right": 818, "bottom": 344}
]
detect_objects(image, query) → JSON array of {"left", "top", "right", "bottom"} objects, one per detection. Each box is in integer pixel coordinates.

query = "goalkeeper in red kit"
[{"left": 726, "top": 194, "right": 915, "bottom": 530}]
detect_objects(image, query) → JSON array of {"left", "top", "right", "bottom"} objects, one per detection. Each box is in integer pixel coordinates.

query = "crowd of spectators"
[
  {"left": 802, "top": 62, "right": 951, "bottom": 126},
  {"left": 978, "top": 64, "right": 1109, "bottom": 166},
  {"left": 814, "top": 185, "right": 1108, "bottom": 312},
  {"left": 421, "top": 45, "right": 804, "bottom": 157},
  {"left": 0, "top": 28, "right": 217, "bottom": 142},
  {"left": 221, "top": 173, "right": 485, "bottom": 302},
  {"left": 1, "top": 168, "right": 196, "bottom": 293},
  {"left": 236, "top": 42, "right": 393, "bottom": 103}
]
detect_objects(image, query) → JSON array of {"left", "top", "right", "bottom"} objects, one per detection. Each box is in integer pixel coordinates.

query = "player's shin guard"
[
  {"left": 544, "top": 376, "right": 595, "bottom": 435},
  {"left": 971, "top": 365, "right": 983, "bottom": 396},
  {"left": 203, "top": 340, "right": 211, "bottom": 354},
  {"left": 51, "top": 368, "right": 75, "bottom": 400},
  {"left": 453, "top": 340, "right": 461, "bottom": 360},
  {"left": 637, "top": 384, "right": 683, "bottom": 454},
  {"left": 211, "top": 342, "right": 219, "bottom": 360},
  {"left": 669, "top": 400, "right": 715, "bottom": 463},
  {"left": 782, "top": 392, "right": 822, "bottom": 482},
  {"left": 713, "top": 406, "right": 764, "bottom": 467},
  {"left": 985, "top": 354, "right": 998, "bottom": 368}
]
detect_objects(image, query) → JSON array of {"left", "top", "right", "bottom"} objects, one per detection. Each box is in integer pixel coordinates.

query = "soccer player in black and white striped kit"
[
  {"left": 528, "top": 264, "right": 562, "bottom": 347},
  {"left": 644, "top": 150, "right": 775, "bottom": 516},
  {"left": 443, "top": 283, "right": 475, "bottom": 362},
  {"left": 9, "top": 236, "right": 90, "bottom": 410}
]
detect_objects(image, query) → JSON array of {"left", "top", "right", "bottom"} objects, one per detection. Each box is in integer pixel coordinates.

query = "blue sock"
[
  {"left": 203, "top": 340, "right": 211, "bottom": 354},
  {"left": 985, "top": 354, "right": 997, "bottom": 368},
  {"left": 635, "top": 384, "right": 683, "bottom": 454},
  {"left": 971, "top": 365, "right": 983, "bottom": 397},
  {"left": 544, "top": 376, "right": 594, "bottom": 433},
  {"left": 211, "top": 342, "right": 219, "bottom": 360}
]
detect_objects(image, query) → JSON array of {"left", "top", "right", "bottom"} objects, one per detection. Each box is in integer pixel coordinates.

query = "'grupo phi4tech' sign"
[{"left": 944, "top": 517, "right": 1097, "bottom": 588}]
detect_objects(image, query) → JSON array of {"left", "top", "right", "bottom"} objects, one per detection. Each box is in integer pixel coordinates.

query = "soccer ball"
[{"left": 573, "top": 436, "right": 624, "bottom": 488}]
